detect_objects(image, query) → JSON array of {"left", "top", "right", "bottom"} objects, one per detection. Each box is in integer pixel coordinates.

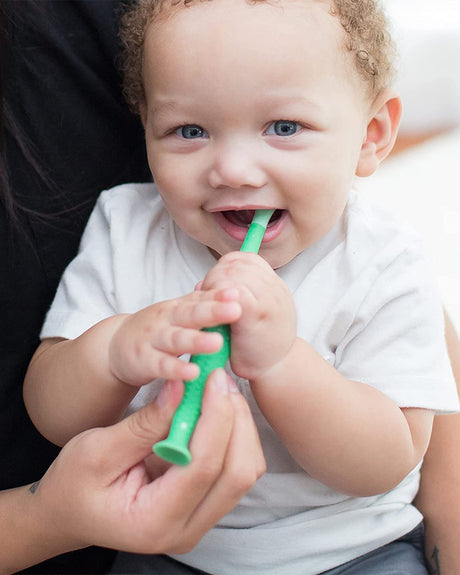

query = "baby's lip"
[{"left": 212, "top": 208, "right": 287, "bottom": 244}]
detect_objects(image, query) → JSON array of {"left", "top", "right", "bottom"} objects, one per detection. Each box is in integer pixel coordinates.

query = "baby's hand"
[
  {"left": 201, "top": 252, "right": 296, "bottom": 381},
  {"left": 108, "top": 288, "right": 241, "bottom": 387}
]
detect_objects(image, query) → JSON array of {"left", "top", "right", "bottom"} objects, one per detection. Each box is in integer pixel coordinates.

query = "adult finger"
[
  {"left": 147, "top": 368, "right": 236, "bottom": 524},
  {"left": 106, "top": 369, "right": 238, "bottom": 553},
  {"left": 92, "top": 380, "right": 184, "bottom": 480},
  {"left": 169, "top": 378, "right": 266, "bottom": 552}
]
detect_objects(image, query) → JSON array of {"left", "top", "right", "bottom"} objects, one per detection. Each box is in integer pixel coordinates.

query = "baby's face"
[{"left": 142, "top": 0, "right": 373, "bottom": 268}]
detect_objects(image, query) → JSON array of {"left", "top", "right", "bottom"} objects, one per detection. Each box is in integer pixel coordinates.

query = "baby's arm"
[
  {"left": 250, "top": 340, "right": 433, "bottom": 496},
  {"left": 202, "top": 252, "right": 434, "bottom": 496},
  {"left": 24, "top": 288, "right": 241, "bottom": 445}
]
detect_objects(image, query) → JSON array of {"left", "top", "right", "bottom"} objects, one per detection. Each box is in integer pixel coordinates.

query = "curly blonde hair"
[{"left": 119, "top": 0, "right": 396, "bottom": 114}]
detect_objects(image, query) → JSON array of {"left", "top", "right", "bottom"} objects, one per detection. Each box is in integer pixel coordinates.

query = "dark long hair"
[
  {"left": 0, "top": 0, "right": 57, "bottom": 227},
  {"left": 0, "top": 0, "right": 9, "bottom": 218}
]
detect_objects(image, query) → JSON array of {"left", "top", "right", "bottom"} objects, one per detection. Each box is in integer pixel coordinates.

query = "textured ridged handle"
[
  {"left": 153, "top": 325, "right": 230, "bottom": 465},
  {"left": 153, "top": 210, "right": 274, "bottom": 465}
]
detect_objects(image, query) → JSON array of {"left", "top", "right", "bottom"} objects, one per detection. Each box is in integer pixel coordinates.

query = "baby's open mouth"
[{"left": 222, "top": 209, "right": 282, "bottom": 227}]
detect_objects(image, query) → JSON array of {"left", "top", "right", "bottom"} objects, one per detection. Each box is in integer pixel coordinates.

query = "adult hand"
[{"left": 4, "top": 370, "right": 265, "bottom": 573}]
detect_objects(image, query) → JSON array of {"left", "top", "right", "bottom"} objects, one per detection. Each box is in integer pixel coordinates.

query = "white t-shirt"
[{"left": 42, "top": 183, "right": 459, "bottom": 574}]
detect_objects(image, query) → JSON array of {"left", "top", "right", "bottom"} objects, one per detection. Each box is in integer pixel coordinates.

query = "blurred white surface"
[
  {"left": 355, "top": 2, "right": 460, "bottom": 332},
  {"left": 356, "top": 129, "right": 460, "bottom": 331},
  {"left": 384, "top": 0, "right": 460, "bottom": 134}
]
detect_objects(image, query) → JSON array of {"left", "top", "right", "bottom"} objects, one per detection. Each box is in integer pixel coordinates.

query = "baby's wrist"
[{"left": 249, "top": 336, "right": 300, "bottom": 387}]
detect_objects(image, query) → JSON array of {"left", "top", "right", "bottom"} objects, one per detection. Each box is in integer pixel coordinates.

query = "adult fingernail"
[
  {"left": 212, "top": 368, "right": 229, "bottom": 395},
  {"left": 227, "top": 377, "right": 240, "bottom": 393},
  {"left": 156, "top": 381, "right": 171, "bottom": 407}
]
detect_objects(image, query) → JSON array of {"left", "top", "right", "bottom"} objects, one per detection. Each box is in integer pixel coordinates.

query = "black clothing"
[{"left": 1, "top": 1, "right": 150, "bottom": 572}]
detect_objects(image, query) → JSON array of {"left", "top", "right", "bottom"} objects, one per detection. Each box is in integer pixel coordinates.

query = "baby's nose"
[{"left": 208, "top": 142, "right": 267, "bottom": 189}]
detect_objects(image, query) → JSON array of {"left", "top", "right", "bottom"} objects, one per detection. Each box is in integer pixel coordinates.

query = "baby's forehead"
[
  {"left": 149, "top": 0, "right": 344, "bottom": 51},
  {"left": 146, "top": 0, "right": 367, "bottom": 89},
  {"left": 150, "top": 1, "right": 359, "bottom": 58},
  {"left": 120, "top": 0, "right": 391, "bottom": 114},
  {"left": 152, "top": 0, "right": 333, "bottom": 22}
]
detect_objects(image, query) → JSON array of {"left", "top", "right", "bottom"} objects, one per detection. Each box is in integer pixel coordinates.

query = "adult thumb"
[{"left": 95, "top": 381, "right": 181, "bottom": 477}]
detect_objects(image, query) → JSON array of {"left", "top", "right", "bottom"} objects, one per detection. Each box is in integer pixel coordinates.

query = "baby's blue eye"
[
  {"left": 175, "top": 125, "right": 208, "bottom": 139},
  {"left": 266, "top": 120, "right": 301, "bottom": 137}
]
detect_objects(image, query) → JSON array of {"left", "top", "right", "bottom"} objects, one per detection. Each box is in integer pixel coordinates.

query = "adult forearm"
[
  {"left": 23, "top": 316, "right": 136, "bottom": 445},
  {"left": 251, "top": 337, "right": 432, "bottom": 496},
  {"left": 0, "top": 484, "right": 82, "bottom": 573},
  {"left": 416, "top": 413, "right": 460, "bottom": 575},
  {"left": 415, "top": 313, "right": 460, "bottom": 574}
]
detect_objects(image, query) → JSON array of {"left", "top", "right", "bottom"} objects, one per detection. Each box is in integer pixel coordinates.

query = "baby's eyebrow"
[
  {"left": 259, "top": 93, "right": 324, "bottom": 113},
  {"left": 148, "top": 98, "right": 200, "bottom": 125},
  {"left": 149, "top": 99, "right": 180, "bottom": 116}
]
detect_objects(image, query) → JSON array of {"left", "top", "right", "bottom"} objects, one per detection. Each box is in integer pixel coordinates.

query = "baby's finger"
[
  {"left": 170, "top": 297, "right": 242, "bottom": 329},
  {"left": 201, "top": 253, "right": 267, "bottom": 290},
  {"left": 147, "top": 352, "right": 201, "bottom": 382},
  {"left": 116, "top": 347, "right": 200, "bottom": 384},
  {"left": 155, "top": 325, "right": 225, "bottom": 357}
]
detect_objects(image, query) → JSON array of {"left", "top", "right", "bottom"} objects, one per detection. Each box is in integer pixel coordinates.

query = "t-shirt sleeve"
[
  {"left": 335, "top": 244, "right": 459, "bottom": 414},
  {"left": 40, "top": 192, "right": 117, "bottom": 340}
]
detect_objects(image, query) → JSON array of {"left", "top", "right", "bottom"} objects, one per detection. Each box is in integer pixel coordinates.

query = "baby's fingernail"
[
  {"left": 221, "top": 287, "right": 239, "bottom": 301},
  {"left": 184, "top": 362, "right": 200, "bottom": 380}
]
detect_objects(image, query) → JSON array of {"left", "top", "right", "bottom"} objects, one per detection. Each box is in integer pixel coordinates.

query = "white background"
[{"left": 357, "top": 0, "right": 460, "bottom": 330}]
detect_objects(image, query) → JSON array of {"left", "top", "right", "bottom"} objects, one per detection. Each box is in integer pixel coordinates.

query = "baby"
[{"left": 24, "top": 1, "right": 458, "bottom": 573}]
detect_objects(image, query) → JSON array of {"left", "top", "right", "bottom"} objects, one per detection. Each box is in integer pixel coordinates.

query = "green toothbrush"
[{"left": 153, "top": 209, "right": 274, "bottom": 465}]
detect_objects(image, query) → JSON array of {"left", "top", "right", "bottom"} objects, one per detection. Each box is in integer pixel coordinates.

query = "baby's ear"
[{"left": 356, "top": 90, "right": 402, "bottom": 177}]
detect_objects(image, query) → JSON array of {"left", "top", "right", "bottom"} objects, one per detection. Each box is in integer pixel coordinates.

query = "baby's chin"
[
  {"left": 263, "top": 252, "right": 298, "bottom": 271},
  {"left": 207, "top": 246, "right": 299, "bottom": 272},
  {"left": 207, "top": 246, "right": 222, "bottom": 260}
]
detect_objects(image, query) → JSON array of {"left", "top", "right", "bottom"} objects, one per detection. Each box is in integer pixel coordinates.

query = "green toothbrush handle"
[
  {"left": 153, "top": 324, "right": 231, "bottom": 466},
  {"left": 153, "top": 209, "right": 274, "bottom": 465},
  {"left": 240, "top": 222, "right": 268, "bottom": 253}
]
